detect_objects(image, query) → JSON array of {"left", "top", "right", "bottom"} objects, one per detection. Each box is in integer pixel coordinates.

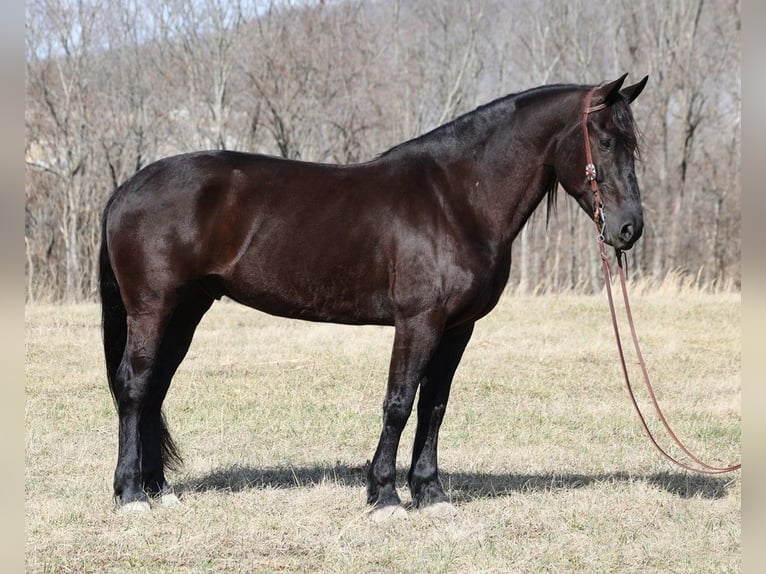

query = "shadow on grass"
[{"left": 175, "top": 462, "right": 736, "bottom": 501}]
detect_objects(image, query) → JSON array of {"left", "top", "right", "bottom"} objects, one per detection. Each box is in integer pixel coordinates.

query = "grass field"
[{"left": 25, "top": 289, "right": 741, "bottom": 573}]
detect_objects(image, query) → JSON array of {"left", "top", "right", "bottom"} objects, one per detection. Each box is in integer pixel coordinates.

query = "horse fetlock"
[
  {"left": 142, "top": 475, "right": 171, "bottom": 496},
  {"left": 366, "top": 481, "right": 401, "bottom": 509},
  {"left": 410, "top": 479, "right": 450, "bottom": 508}
]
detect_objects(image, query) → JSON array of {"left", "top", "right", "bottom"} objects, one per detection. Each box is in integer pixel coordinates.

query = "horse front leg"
[
  {"left": 367, "top": 310, "right": 445, "bottom": 519},
  {"left": 408, "top": 322, "right": 475, "bottom": 512}
]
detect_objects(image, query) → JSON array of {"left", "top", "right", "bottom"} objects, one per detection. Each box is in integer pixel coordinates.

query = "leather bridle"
[
  {"left": 582, "top": 88, "right": 608, "bottom": 238},
  {"left": 582, "top": 87, "right": 740, "bottom": 475}
]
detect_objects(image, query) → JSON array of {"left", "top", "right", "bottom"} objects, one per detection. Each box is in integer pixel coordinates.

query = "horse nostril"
[{"left": 620, "top": 222, "right": 634, "bottom": 242}]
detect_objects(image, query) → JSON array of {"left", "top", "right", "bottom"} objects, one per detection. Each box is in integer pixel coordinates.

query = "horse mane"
[
  {"left": 611, "top": 96, "right": 642, "bottom": 158},
  {"left": 379, "top": 83, "right": 577, "bottom": 159},
  {"left": 544, "top": 173, "right": 560, "bottom": 226},
  {"left": 381, "top": 81, "right": 641, "bottom": 159}
]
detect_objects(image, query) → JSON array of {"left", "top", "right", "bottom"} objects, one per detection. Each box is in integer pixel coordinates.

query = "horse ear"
[
  {"left": 592, "top": 73, "right": 628, "bottom": 106},
  {"left": 621, "top": 75, "right": 649, "bottom": 104}
]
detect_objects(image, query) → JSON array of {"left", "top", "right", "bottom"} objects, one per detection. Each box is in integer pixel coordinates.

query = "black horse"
[{"left": 100, "top": 74, "right": 648, "bottom": 515}]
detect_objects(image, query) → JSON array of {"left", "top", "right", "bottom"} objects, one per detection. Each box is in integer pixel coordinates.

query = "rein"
[{"left": 581, "top": 87, "right": 740, "bottom": 475}]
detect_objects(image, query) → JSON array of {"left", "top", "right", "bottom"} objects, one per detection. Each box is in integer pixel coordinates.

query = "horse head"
[{"left": 556, "top": 74, "right": 648, "bottom": 251}]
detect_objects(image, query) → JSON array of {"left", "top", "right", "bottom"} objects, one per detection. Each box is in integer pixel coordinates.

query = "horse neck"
[{"left": 441, "top": 89, "right": 581, "bottom": 250}]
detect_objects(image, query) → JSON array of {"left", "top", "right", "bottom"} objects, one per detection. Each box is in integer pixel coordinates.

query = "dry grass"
[{"left": 25, "top": 291, "right": 741, "bottom": 573}]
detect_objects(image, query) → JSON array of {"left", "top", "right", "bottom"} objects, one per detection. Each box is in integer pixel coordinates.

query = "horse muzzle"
[{"left": 606, "top": 214, "right": 643, "bottom": 251}]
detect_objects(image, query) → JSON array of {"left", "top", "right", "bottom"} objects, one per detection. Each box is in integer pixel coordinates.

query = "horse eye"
[{"left": 599, "top": 138, "right": 614, "bottom": 151}]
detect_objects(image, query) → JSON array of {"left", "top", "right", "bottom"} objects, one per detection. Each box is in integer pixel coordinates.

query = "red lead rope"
[{"left": 583, "top": 87, "right": 741, "bottom": 475}]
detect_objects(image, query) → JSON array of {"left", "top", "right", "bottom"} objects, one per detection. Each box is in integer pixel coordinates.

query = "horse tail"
[
  {"left": 99, "top": 195, "right": 131, "bottom": 428},
  {"left": 99, "top": 197, "right": 127, "bottom": 408}
]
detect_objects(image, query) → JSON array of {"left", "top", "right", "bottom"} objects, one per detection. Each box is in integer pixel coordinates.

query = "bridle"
[
  {"left": 582, "top": 89, "right": 608, "bottom": 239},
  {"left": 581, "top": 87, "right": 740, "bottom": 475}
]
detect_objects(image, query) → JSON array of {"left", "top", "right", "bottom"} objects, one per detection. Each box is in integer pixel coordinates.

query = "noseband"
[{"left": 582, "top": 86, "right": 740, "bottom": 475}]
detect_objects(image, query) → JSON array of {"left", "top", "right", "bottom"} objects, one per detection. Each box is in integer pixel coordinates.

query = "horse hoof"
[
  {"left": 159, "top": 493, "right": 181, "bottom": 507},
  {"left": 368, "top": 505, "right": 408, "bottom": 523},
  {"left": 419, "top": 501, "right": 457, "bottom": 517},
  {"left": 118, "top": 500, "right": 151, "bottom": 514}
]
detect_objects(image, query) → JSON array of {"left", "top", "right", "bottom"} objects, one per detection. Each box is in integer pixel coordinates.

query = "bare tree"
[
  {"left": 617, "top": 0, "right": 740, "bottom": 285},
  {"left": 26, "top": 0, "right": 102, "bottom": 302},
  {"left": 151, "top": 0, "right": 249, "bottom": 151}
]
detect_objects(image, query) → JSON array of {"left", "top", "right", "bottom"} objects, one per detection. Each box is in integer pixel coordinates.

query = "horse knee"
[{"left": 383, "top": 395, "right": 414, "bottom": 429}]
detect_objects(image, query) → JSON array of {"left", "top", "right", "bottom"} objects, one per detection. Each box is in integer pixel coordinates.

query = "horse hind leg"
[
  {"left": 113, "top": 303, "right": 174, "bottom": 512},
  {"left": 139, "top": 286, "right": 213, "bottom": 506},
  {"left": 113, "top": 286, "right": 212, "bottom": 511}
]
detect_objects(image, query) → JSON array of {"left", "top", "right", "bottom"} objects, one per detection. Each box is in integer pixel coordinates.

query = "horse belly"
[{"left": 219, "top": 239, "right": 395, "bottom": 325}]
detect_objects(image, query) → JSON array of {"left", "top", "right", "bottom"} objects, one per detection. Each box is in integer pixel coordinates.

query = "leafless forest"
[{"left": 25, "top": 0, "right": 740, "bottom": 303}]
